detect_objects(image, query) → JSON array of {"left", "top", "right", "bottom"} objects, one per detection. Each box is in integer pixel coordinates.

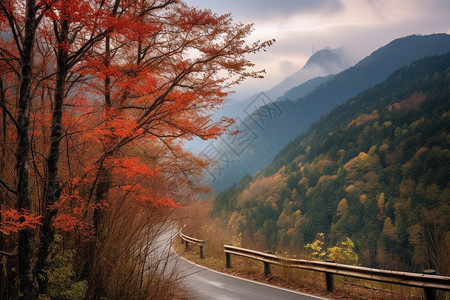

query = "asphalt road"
[
  {"left": 176, "top": 255, "right": 329, "bottom": 300},
  {"left": 157, "top": 227, "right": 328, "bottom": 299}
]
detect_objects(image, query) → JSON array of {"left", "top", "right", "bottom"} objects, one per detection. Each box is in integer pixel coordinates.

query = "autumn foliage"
[
  {"left": 0, "top": 209, "right": 41, "bottom": 235},
  {"left": 0, "top": 0, "right": 273, "bottom": 298}
]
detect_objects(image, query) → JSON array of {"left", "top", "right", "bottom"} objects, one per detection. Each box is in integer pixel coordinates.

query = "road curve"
[
  {"left": 157, "top": 227, "right": 328, "bottom": 299},
  {"left": 175, "top": 250, "right": 329, "bottom": 300}
]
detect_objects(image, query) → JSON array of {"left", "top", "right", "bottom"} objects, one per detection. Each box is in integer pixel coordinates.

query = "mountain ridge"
[
  {"left": 265, "top": 48, "right": 350, "bottom": 100},
  {"left": 206, "top": 33, "right": 450, "bottom": 193},
  {"left": 218, "top": 48, "right": 348, "bottom": 120},
  {"left": 212, "top": 51, "right": 450, "bottom": 272}
]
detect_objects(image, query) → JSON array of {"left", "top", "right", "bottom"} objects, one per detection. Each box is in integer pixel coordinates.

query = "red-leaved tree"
[{"left": 0, "top": 0, "right": 273, "bottom": 298}]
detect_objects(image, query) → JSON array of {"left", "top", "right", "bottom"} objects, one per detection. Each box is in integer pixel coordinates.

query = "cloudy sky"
[{"left": 185, "top": 0, "right": 450, "bottom": 99}]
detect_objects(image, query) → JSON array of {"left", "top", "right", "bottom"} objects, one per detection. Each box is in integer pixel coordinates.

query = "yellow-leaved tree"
[{"left": 305, "top": 233, "right": 359, "bottom": 265}]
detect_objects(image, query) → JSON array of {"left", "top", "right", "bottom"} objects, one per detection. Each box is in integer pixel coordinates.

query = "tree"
[
  {"left": 0, "top": 0, "right": 273, "bottom": 297},
  {"left": 0, "top": 0, "right": 49, "bottom": 297},
  {"left": 327, "top": 237, "right": 359, "bottom": 265}
]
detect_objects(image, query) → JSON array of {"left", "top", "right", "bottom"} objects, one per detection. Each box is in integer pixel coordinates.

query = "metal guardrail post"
[
  {"left": 226, "top": 244, "right": 232, "bottom": 268},
  {"left": 423, "top": 269, "right": 436, "bottom": 300},
  {"left": 263, "top": 261, "right": 271, "bottom": 277},
  {"left": 325, "top": 260, "right": 335, "bottom": 292},
  {"left": 264, "top": 251, "right": 273, "bottom": 277},
  {"left": 180, "top": 224, "right": 186, "bottom": 245},
  {"left": 200, "top": 242, "right": 206, "bottom": 259},
  {"left": 180, "top": 227, "right": 207, "bottom": 259}
]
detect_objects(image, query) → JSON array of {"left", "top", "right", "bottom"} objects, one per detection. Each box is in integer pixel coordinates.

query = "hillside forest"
[{"left": 212, "top": 52, "right": 450, "bottom": 274}]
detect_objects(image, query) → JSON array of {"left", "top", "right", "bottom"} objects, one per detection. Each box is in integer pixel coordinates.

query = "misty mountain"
[
  {"left": 205, "top": 33, "right": 450, "bottom": 193},
  {"left": 187, "top": 48, "right": 346, "bottom": 152},
  {"left": 212, "top": 51, "right": 450, "bottom": 271},
  {"left": 265, "top": 48, "right": 350, "bottom": 100},
  {"left": 217, "top": 48, "right": 348, "bottom": 120}
]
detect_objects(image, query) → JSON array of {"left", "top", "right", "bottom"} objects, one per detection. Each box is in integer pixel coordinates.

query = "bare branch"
[{"left": 0, "top": 178, "right": 17, "bottom": 195}]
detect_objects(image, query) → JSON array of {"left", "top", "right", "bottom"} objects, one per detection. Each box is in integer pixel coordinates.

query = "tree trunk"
[
  {"left": 16, "top": 0, "right": 39, "bottom": 298},
  {"left": 87, "top": 33, "right": 114, "bottom": 298},
  {"left": 37, "top": 19, "right": 69, "bottom": 294},
  {"left": 0, "top": 74, "right": 7, "bottom": 300}
]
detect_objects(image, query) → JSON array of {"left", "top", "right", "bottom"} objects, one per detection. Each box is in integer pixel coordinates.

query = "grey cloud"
[
  {"left": 279, "top": 60, "right": 298, "bottom": 74},
  {"left": 188, "top": 0, "right": 343, "bottom": 20}
]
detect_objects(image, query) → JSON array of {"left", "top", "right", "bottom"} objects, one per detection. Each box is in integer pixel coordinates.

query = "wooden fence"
[{"left": 224, "top": 244, "right": 450, "bottom": 300}]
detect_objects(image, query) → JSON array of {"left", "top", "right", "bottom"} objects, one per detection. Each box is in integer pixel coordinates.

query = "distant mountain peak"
[
  {"left": 304, "top": 48, "right": 349, "bottom": 73},
  {"left": 265, "top": 48, "right": 350, "bottom": 100}
]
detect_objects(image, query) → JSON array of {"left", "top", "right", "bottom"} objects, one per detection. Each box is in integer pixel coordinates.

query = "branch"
[
  {"left": 0, "top": 48, "right": 20, "bottom": 64},
  {"left": 0, "top": 250, "right": 17, "bottom": 257},
  {"left": 0, "top": 1, "right": 24, "bottom": 58},
  {"left": 66, "top": 31, "right": 111, "bottom": 69},
  {"left": 137, "top": 0, "right": 177, "bottom": 17},
  {"left": 34, "top": 4, "right": 51, "bottom": 28},
  {"left": 0, "top": 98, "right": 19, "bottom": 131},
  {"left": 0, "top": 178, "right": 17, "bottom": 195}
]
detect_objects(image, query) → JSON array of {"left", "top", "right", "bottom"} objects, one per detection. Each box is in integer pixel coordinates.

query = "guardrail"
[
  {"left": 224, "top": 244, "right": 450, "bottom": 300},
  {"left": 179, "top": 229, "right": 206, "bottom": 259}
]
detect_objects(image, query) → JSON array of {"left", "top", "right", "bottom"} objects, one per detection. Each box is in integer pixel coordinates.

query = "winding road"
[
  {"left": 161, "top": 228, "right": 329, "bottom": 299},
  {"left": 176, "top": 255, "right": 329, "bottom": 300}
]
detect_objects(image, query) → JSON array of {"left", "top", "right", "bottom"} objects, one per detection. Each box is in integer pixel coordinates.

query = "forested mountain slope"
[
  {"left": 207, "top": 34, "right": 450, "bottom": 193},
  {"left": 212, "top": 52, "right": 450, "bottom": 273},
  {"left": 276, "top": 74, "right": 333, "bottom": 102}
]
